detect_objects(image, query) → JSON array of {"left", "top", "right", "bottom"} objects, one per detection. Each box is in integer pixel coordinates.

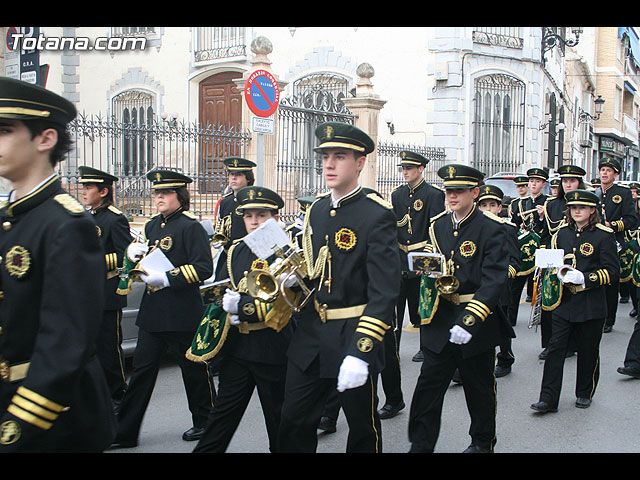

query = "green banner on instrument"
[
  {"left": 418, "top": 275, "right": 440, "bottom": 324},
  {"left": 518, "top": 231, "right": 540, "bottom": 276},
  {"left": 116, "top": 254, "right": 138, "bottom": 295},
  {"left": 541, "top": 269, "right": 562, "bottom": 311},
  {"left": 620, "top": 240, "right": 635, "bottom": 283},
  {"left": 185, "top": 303, "right": 229, "bottom": 363}
]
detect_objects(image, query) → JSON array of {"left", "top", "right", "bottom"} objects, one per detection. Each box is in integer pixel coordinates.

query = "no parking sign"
[{"left": 244, "top": 69, "right": 280, "bottom": 118}]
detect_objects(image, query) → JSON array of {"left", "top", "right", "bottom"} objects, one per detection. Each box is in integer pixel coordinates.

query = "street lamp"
[
  {"left": 578, "top": 95, "right": 605, "bottom": 124},
  {"left": 542, "top": 27, "right": 583, "bottom": 55}
]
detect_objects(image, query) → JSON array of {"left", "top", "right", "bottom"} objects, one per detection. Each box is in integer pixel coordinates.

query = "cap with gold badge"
[
  {"left": 0, "top": 76, "right": 76, "bottom": 127},
  {"left": 513, "top": 175, "right": 529, "bottom": 186},
  {"left": 437, "top": 164, "right": 484, "bottom": 188},
  {"left": 557, "top": 164, "right": 586, "bottom": 178},
  {"left": 146, "top": 169, "right": 193, "bottom": 190},
  {"left": 223, "top": 157, "right": 257, "bottom": 172},
  {"left": 477, "top": 184, "right": 504, "bottom": 203},
  {"left": 598, "top": 157, "right": 621, "bottom": 174},
  {"left": 550, "top": 178, "right": 560, "bottom": 187},
  {"left": 398, "top": 150, "right": 428, "bottom": 167},
  {"left": 236, "top": 186, "right": 284, "bottom": 212},
  {"left": 565, "top": 189, "right": 600, "bottom": 207},
  {"left": 527, "top": 168, "right": 549, "bottom": 181},
  {"left": 78, "top": 166, "right": 118, "bottom": 185},
  {"left": 313, "top": 121, "right": 375, "bottom": 155},
  {"left": 296, "top": 195, "right": 316, "bottom": 214}
]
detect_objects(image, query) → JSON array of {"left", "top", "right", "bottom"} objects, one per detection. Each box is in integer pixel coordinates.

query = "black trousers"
[
  {"left": 193, "top": 356, "right": 286, "bottom": 453},
  {"left": 408, "top": 343, "right": 497, "bottom": 452},
  {"left": 623, "top": 315, "right": 640, "bottom": 370},
  {"left": 605, "top": 280, "right": 620, "bottom": 327},
  {"left": 96, "top": 309, "right": 128, "bottom": 401},
  {"left": 507, "top": 274, "right": 530, "bottom": 326},
  {"left": 115, "top": 329, "right": 215, "bottom": 443},
  {"left": 538, "top": 314, "right": 605, "bottom": 407},
  {"left": 278, "top": 357, "right": 382, "bottom": 453}
]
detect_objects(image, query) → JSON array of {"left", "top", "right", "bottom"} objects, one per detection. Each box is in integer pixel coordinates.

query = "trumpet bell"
[
  {"left": 246, "top": 269, "right": 279, "bottom": 303},
  {"left": 435, "top": 275, "right": 459, "bottom": 294}
]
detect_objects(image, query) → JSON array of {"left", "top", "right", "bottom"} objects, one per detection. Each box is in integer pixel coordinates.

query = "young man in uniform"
[
  {"left": 111, "top": 170, "right": 215, "bottom": 448},
  {"left": 382, "top": 150, "right": 445, "bottom": 417},
  {"left": 277, "top": 122, "right": 399, "bottom": 453},
  {"left": 78, "top": 166, "right": 132, "bottom": 412},
  {"left": 408, "top": 164, "right": 510, "bottom": 453},
  {"left": 0, "top": 77, "right": 116, "bottom": 452},
  {"left": 597, "top": 158, "right": 638, "bottom": 332},
  {"left": 193, "top": 186, "right": 294, "bottom": 453}
]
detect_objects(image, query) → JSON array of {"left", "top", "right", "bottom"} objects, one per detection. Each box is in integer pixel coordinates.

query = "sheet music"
[
  {"left": 535, "top": 249, "right": 564, "bottom": 268},
  {"left": 200, "top": 219, "right": 215, "bottom": 236},
  {"left": 243, "top": 218, "right": 291, "bottom": 259},
  {"left": 138, "top": 247, "right": 175, "bottom": 273}
]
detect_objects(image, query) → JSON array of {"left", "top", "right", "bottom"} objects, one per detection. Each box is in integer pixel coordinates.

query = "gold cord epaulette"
[
  {"left": 366, "top": 192, "right": 392, "bottom": 209},
  {"left": 595, "top": 223, "right": 614, "bottom": 233},
  {"left": 53, "top": 193, "right": 84, "bottom": 215},
  {"left": 108, "top": 205, "right": 123, "bottom": 215},
  {"left": 182, "top": 210, "right": 197, "bottom": 219}
]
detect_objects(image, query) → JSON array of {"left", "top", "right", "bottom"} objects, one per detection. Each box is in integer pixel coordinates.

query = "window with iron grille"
[
  {"left": 472, "top": 73, "right": 526, "bottom": 175},
  {"left": 112, "top": 90, "right": 155, "bottom": 176},
  {"left": 194, "top": 27, "right": 246, "bottom": 61}
]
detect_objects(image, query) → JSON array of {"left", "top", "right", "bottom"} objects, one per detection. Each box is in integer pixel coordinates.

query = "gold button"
[
  {"left": 2, "top": 222, "right": 11, "bottom": 231},
  {"left": 453, "top": 231, "right": 459, "bottom": 236},
  {"left": 330, "top": 210, "right": 336, "bottom": 217},
  {"left": 160, "top": 223, "right": 165, "bottom": 228}
]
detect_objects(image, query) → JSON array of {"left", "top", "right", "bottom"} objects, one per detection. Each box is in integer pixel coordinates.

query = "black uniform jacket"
[
  {"left": 290, "top": 187, "right": 400, "bottom": 378},
  {"left": 551, "top": 223, "right": 619, "bottom": 322},
  {"left": 599, "top": 184, "right": 638, "bottom": 244},
  {"left": 392, "top": 179, "right": 445, "bottom": 274},
  {"left": 137, "top": 208, "right": 213, "bottom": 333},
  {"left": 218, "top": 191, "right": 248, "bottom": 244},
  {"left": 519, "top": 194, "right": 549, "bottom": 243},
  {"left": 423, "top": 206, "right": 511, "bottom": 358},
  {"left": 542, "top": 196, "right": 567, "bottom": 246},
  {"left": 221, "top": 240, "right": 292, "bottom": 365},
  {"left": 500, "top": 219, "right": 521, "bottom": 308},
  {"left": 0, "top": 176, "right": 115, "bottom": 452},
  {"left": 91, "top": 203, "right": 132, "bottom": 310}
]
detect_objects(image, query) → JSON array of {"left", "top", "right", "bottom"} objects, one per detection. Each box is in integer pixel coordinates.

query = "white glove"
[
  {"left": 560, "top": 269, "right": 585, "bottom": 285},
  {"left": 278, "top": 271, "right": 297, "bottom": 288},
  {"left": 449, "top": 325, "right": 472, "bottom": 345},
  {"left": 337, "top": 355, "right": 369, "bottom": 392},
  {"left": 222, "top": 289, "right": 241, "bottom": 314},
  {"left": 127, "top": 243, "right": 149, "bottom": 261},
  {"left": 228, "top": 314, "right": 240, "bottom": 325},
  {"left": 140, "top": 269, "right": 169, "bottom": 289},
  {"left": 211, "top": 241, "right": 223, "bottom": 250}
]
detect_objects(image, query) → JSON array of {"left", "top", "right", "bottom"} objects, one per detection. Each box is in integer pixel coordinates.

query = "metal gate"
[
  {"left": 60, "top": 113, "right": 251, "bottom": 220},
  {"left": 276, "top": 74, "right": 355, "bottom": 222}
]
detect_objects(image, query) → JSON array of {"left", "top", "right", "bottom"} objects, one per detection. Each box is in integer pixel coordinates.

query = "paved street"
[{"left": 108, "top": 295, "right": 640, "bottom": 454}]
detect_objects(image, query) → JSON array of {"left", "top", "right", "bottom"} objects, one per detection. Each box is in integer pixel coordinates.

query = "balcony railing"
[{"left": 193, "top": 27, "right": 247, "bottom": 62}]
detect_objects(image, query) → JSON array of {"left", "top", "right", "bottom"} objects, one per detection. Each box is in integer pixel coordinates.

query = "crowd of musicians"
[{"left": 1, "top": 77, "right": 640, "bottom": 453}]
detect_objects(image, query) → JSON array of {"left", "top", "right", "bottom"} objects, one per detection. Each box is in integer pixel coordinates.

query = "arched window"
[
  {"left": 472, "top": 73, "right": 525, "bottom": 175},
  {"left": 112, "top": 89, "right": 155, "bottom": 176}
]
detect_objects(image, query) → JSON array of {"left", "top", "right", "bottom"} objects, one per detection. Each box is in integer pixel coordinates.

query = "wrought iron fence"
[
  {"left": 376, "top": 141, "right": 447, "bottom": 200},
  {"left": 60, "top": 113, "right": 251, "bottom": 220}
]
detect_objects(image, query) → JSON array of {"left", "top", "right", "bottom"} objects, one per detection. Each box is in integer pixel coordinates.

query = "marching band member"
[
  {"left": 596, "top": 158, "right": 638, "bottom": 332},
  {"left": 111, "top": 170, "right": 215, "bottom": 448},
  {"left": 0, "top": 77, "right": 115, "bottom": 452},
  {"left": 531, "top": 190, "right": 618, "bottom": 413},
  {"left": 193, "top": 186, "right": 294, "bottom": 453},
  {"left": 409, "top": 164, "right": 510, "bottom": 453},
  {"left": 277, "top": 122, "right": 400, "bottom": 453},
  {"left": 78, "top": 166, "right": 132, "bottom": 411},
  {"left": 476, "top": 184, "right": 519, "bottom": 377}
]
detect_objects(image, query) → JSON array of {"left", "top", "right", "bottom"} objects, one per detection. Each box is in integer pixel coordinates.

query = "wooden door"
[{"left": 199, "top": 71, "right": 243, "bottom": 193}]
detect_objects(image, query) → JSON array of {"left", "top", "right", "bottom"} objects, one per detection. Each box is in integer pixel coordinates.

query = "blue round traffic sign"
[{"left": 244, "top": 69, "right": 280, "bottom": 118}]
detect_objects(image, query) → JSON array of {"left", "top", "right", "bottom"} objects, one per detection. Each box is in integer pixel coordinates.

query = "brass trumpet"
[
  {"left": 212, "top": 216, "right": 230, "bottom": 246},
  {"left": 434, "top": 255, "right": 460, "bottom": 294},
  {"left": 245, "top": 247, "right": 315, "bottom": 312}
]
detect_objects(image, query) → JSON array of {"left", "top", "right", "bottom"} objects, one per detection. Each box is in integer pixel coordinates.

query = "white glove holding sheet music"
[
  {"left": 140, "top": 269, "right": 169, "bottom": 288},
  {"left": 127, "top": 243, "right": 149, "bottom": 262},
  {"left": 272, "top": 258, "right": 297, "bottom": 288}
]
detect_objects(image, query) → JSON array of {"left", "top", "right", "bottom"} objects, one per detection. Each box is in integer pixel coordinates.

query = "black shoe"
[
  {"left": 617, "top": 366, "right": 640, "bottom": 378},
  {"left": 378, "top": 401, "right": 405, "bottom": 419},
  {"left": 494, "top": 365, "right": 511, "bottom": 378},
  {"left": 463, "top": 443, "right": 493, "bottom": 453},
  {"left": 182, "top": 427, "right": 205, "bottom": 441},
  {"left": 575, "top": 397, "right": 592, "bottom": 409},
  {"left": 317, "top": 416, "right": 337, "bottom": 433},
  {"left": 620, "top": 297, "right": 630, "bottom": 304},
  {"left": 538, "top": 348, "right": 549, "bottom": 360},
  {"left": 412, "top": 350, "right": 424, "bottom": 362},
  {"left": 530, "top": 401, "right": 558, "bottom": 413},
  {"left": 604, "top": 325, "right": 613, "bottom": 333},
  {"left": 630, "top": 308, "right": 638, "bottom": 317}
]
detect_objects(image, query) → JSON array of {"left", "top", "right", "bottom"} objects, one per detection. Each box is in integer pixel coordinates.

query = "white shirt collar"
[
  {"left": 331, "top": 184, "right": 361, "bottom": 208},
  {"left": 9, "top": 173, "right": 57, "bottom": 202}
]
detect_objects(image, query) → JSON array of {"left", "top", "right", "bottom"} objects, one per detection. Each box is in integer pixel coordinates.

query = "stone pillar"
[
  {"left": 233, "top": 36, "right": 287, "bottom": 190},
  {"left": 341, "top": 63, "right": 387, "bottom": 190}
]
